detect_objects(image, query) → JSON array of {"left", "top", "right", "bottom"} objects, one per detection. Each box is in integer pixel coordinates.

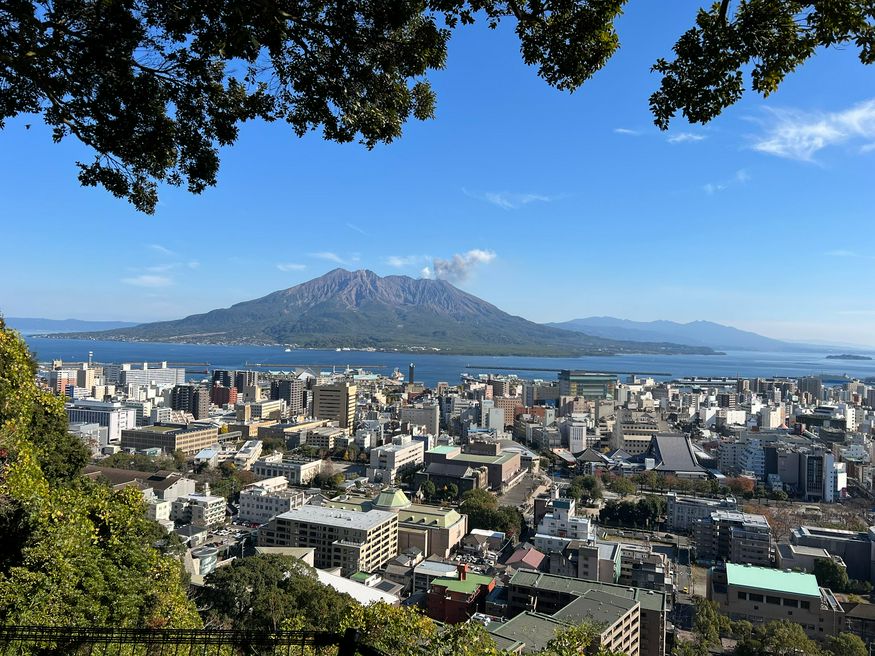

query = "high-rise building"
[
  {"left": 312, "top": 382, "right": 356, "bottom": 429},
  {"left": 558, "top": 371, "right": 618, "bottom": 400},
  {"left": 212, "top": 369, "right": 233, "bottom": 387},
  {"left": 270, "top": 379, "right": 304, "bottom": 416},
  {"left": 799, "top": 376, "right": 823, "bottom": 402},
  {"left": 171, "top": 384, "right": 209, "bottom": 419},
  {"left": 65, "top": 399, "right": 137, "bottom": 444},
  {"left": 234, "top": 370, "right": 258, "bottom": 392},
  {"left": 211, "top": 384, "right": 238, "bottom": 406}
]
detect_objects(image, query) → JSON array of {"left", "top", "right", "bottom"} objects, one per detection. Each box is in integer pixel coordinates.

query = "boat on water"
[{"left": 284, "top": 347, "right": 292, "bottom": 352}]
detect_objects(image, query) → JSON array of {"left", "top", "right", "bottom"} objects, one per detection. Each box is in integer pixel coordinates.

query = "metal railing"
[{"left": 0, "top": 626, "right": 385, "bottom": 656}]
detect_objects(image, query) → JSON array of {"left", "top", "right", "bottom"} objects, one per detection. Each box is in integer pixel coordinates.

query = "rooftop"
[
  {"left": 427, "top": 445, "right": 460, "bottom": 455},
  {"left": 725, "top": 563, "right": 820, "bottom": 598},
  {"left": 509, "top": 569, "right": 666, "bottom": 613},
  {"left": 553, "top": 589, "right": 638, "bottom": 627},
  {"left": 276, "top": 505, "right": 397, "bottom": 531},
  {"left": 489, "top": 612, "right": 570, "bottom": 653},
  {"left": 431, "top": 572, "right": 493, "bottom": 595}
]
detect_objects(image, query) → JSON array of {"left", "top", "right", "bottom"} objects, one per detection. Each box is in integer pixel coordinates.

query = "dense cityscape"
[
  {"left": 12, "top": 344, "right": 873, "bottom": 655},
  {"left": 4, "top": 1, "right": 875, "bottom": 654}
]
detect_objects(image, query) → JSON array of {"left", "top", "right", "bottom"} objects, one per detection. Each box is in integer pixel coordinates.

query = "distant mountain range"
[
  {"left": 546, "top": 317, "right": 798, "bottom": 351},
  {"left": 5, "top": 317, "right": 140, "bottom": 334},
  {"left": 50, "top": 269, "right": 717, "bottom": 357}
]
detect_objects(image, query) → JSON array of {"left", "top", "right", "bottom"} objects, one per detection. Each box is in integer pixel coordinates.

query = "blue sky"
[{"left": 2, "top": 2, "right": 875, "bottom": 345}]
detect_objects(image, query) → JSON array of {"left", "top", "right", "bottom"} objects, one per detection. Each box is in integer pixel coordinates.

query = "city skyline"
[{"left": 3, "top": 1, "right": 875, "bottom": 344}]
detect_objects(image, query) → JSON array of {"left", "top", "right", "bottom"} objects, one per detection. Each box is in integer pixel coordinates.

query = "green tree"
[
  {"left": 4, "top": 3, "right": 872, "bottom": 211},
  {"left": 813, "top": 558, "right": 850, "bottom": 593},
  {"left": 735, "top": 620, "right": 821, "bottom": 656},
  {"left": 607, "top": 476, "right": 636, "bottom": 497},
  {"left": 421, "top": 479, "right": 437, "bottom": 500},
  {"left": 203, "top": 554, "right": 356, "bottom": 632},
  {"left": 828, "top": 633, "right": 868, "bottom": 656},
  {"left": 570, "top": 474, "right": 603, "bottom": 505},
  {"left": 0, "top": 322, "right": 198, "bottom": 629}
]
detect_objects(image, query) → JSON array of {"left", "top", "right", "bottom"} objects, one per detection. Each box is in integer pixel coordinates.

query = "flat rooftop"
[
  {"left": 725, "top": 563, "right": 820, "bottom": 598},
  {"left": 427, "top": 445, "right": 460, "bottom": 455},
  {"left": 276, "top": 505, "right": 396, "bottom": 531}
]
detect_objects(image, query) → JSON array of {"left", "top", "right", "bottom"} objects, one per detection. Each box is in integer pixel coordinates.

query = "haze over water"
[{"left": 24, "top": 337, "right": 875, "bottom": 388}]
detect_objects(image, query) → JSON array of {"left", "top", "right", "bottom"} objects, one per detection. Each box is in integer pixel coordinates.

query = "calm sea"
[{"left": 22, "top": 337, "right": 875, "bottom": 387}]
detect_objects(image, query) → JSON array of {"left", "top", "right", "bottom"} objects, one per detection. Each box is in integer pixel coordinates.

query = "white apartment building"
[
  {"left": 533, "top": 498, "right": 596, "bottom": 554},
  {"left": 238, "top": 478, "right": 307, "bottom": 524},
  {"left": 171, "top": 493, "right": 226, "bottom": 527},
  {"left": 367, "top": 436, "right": 424, "bottom": 483},
  {"left": 66, "top": 399, "right": 137, "bottom": 445},
  {"left": 253, "top": 455, "right": 324, "bottom": 485},
  {"left": 234, "top": 439, "right": 263, "bottom": 470},
  {"left": 258, "top": 505, "right": 399, "bottom": 575}
]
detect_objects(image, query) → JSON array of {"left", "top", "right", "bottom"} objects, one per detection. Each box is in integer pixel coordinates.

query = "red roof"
[{"left": 506, "top": 546, "right": 545, "bottom": 569}]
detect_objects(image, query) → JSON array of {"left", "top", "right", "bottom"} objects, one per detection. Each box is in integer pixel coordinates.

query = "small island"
[{"left": 826, "top": 354, "right": 873, "bottom": 361}]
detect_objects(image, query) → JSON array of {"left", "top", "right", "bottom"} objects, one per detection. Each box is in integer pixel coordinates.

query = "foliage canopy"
[{"left": 2, "top": 1, "right": 873, "bottom": 212}]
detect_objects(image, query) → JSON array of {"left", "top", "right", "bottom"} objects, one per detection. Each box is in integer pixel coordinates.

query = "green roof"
[
  {"left": 350, "top": 571, "right": 371, "bottom": 583},
  {"left": 452, "top": 453, "right": 502, "bottom": 464},
  {"left": 428, "top": 445, "right": 460, "bottom": 455},
  {"left": 726, "top": 563, "right": 820, "bottom": 598},
  {"left": 374, "top": 488, "right": 411, "bottom": 510},
  {"left": 431, "top": 573, "right": 493, "bottom": 595}
]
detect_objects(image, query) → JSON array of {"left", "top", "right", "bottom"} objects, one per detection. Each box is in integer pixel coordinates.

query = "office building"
[
  {"left": 367, "top": 437, "right": 425, "bottom": 483},
  {"left": 120, "top": 424, "right": 219, "bottom": 456},
  {"left": 666, "top": 492, "right": 738, "bottom": 533},
  {"left": 400, "top": 403, "right": 440, "bottom": 436},
  {"left": 533, "top": 497, "right": 596, "bottom": 554},
  {"left": 119, "top": 362, "right": 186, "bottom": 387},
  {"left": 558, "top": 371, "right": 618, "bottom": 400},
  {"left": 708, "top": 563, "right": 845, "bottom": 640},
  {"left": 791, "top": 526, "right": 875, "bottom": 583},
  {"left": 66, "top": 399, "right": 137, "bottom": 444},
  {"left": 253, "top": 455, "right": 323, "bottom": 485},
  {"left": 234, "top": 370, "right": 258, "bottom": 392},
  {"left": 693, "top": 510, "right": 774, "bottom": 566},
  {"left": 258, "top": 505, "right": 398, "bottom": 575},
  {"left": 271, "top": 379, "right": 304, "bottom": 416},
  {"left": 313, "top": 382, "right": 356, "bottom": 429}
]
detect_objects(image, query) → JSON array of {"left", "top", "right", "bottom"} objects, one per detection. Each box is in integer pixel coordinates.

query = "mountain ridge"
[
  {"left": 546, "top": 316, "right": 795, "bottom": 351},
  {"left": 53, "top": 269, "right": 717, "bottom": 357}
]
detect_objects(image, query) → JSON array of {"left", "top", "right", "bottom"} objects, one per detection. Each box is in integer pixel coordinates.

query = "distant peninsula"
[{"left": 826, "top": 354, "right": 873, "bottom": 361}]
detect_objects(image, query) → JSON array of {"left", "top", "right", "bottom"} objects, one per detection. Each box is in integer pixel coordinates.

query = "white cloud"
[
  {"left": 826, "top": 249, "right": 875, "bottom": 261},
  {"left": 462, "top": 188, "right": 557, "bottom": 210},
  {"left": 667, "top": 132, "right": 706, "bottom": 144},
  {"left": 121, "top": 275, "right": 173, "bottom": 288},
  {"left": 148, "top": 243, "right": 176, "bottom": 257},
  {"left": 703, "top": 169, "right": 750, "bottom": 194},
  {"left": 614, "top": 128, "right": 640, "bottom": 136},
  {"left": 309, "top": 252, "right": 348, "bottom": 265},
  {"left": 752, "top": 98, "right": 875, "bottom": 161},
  {"left": 277, "top": 262, "right": 307, "bottom": 272},
  {"left": 345, "top": 222, "right": 368, "bottom": 235},
  {"left": 427, "top": 249, "right": 496, "bottom": 282},
  {"left": 187, "top": 261, "right": 200, "bottom": 269},
  {"left": 385, "top": 255, "right": 428, "bottom": 268}
]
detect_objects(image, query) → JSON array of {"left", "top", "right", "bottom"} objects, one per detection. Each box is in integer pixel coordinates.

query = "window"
[
  {"left": 783, "top": 599, "right": 798, "bottom": 608},
  {"left": 801, "top": 601, "right": 810, "bottom": 610},
  {"left": 738, "top": 592, "right": 747, "bottom": 600},
  {"left": 767, "top": 596, "right": 781, "bottom": 605},
  {"left": 750, "top": 594, "right": 764, "bottom": 602}
]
